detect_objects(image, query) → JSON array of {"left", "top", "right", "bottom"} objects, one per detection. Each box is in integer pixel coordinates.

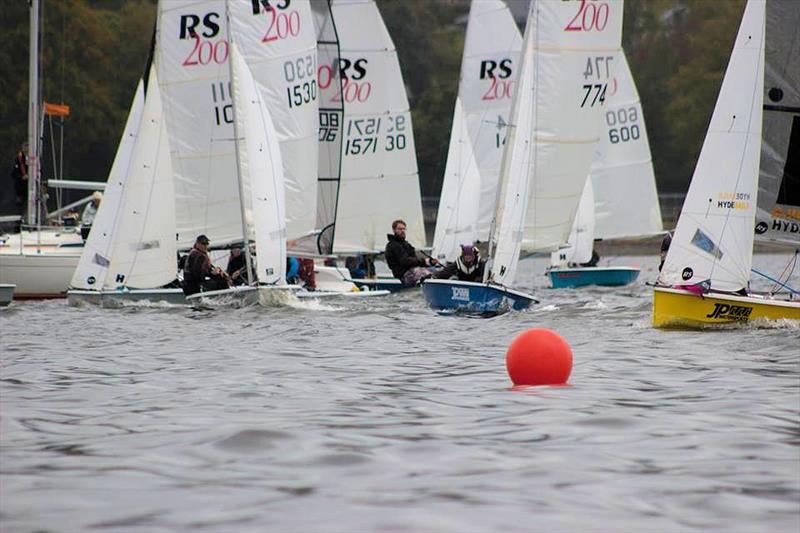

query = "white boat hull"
[{"left": 0, "top": 251, "right": 80, "bottom": 299}]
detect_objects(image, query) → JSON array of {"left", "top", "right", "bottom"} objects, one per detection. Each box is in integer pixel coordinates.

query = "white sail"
[
  {"left": 432, "top": 0, "right": 522, "bottom": 262},
  {"left": 659, "top": 0, "right": 765, "bottom": 292},
  {"left": 591, "top": 52, "right": 663, "bottom": 239},
  {"left": 327, "top": 0, "right": 425, "bottom": 253},
  {"left": 432, "top": 98, "right": 482, "bottom": 262},
  {"left": 70, "top": 80, "right": 145, "bottom": 290},
  {"left": 491, "top": 0, "right": 624, "bottom": 286},
  {"left": 230, "top": 42, "right": 286, "bottom": 285},
  {"left": 755, "top": 0, "right": 800, "bottom": 247},
  {"left": 228, "top": 0, "right": 318, "bottom": 241},
  {"left": 550, "top": 179, "right": 595, "bottom": 267},
  {"left": 157, "top": 0, "right": 248, "bottom": 248},
  {"left": 105, "top": 68, "right": 178, "bottom": 289}
]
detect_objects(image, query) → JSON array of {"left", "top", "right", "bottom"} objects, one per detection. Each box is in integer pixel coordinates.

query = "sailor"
[
  {"left": 433, "top": 244, "right": 486, "bottom": 282},
  {"left": 385, "top": 219, "right": 438, "bottom": 286},
  {"left": 11, "top": 141, "right": 28, "bottom": 214},
  {"left": 182, "top": 235, "right": 231, "bottom": 296},
  {"left": 226, "top": 247, "right": 247, "bottom": 285},
  {"left": 659, "top": 231, "right": 673, "bottom": 271},
  {"left": 80, "top": 191, "right": 103, "bottom": 240}
]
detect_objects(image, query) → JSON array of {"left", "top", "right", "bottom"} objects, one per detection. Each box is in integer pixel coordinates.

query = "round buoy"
[{"left": 506, "top": 328, "right": 572, "bottom": 386}]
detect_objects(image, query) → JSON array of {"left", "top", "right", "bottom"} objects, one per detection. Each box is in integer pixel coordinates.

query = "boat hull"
[
  {"left": 422, "top": 279, "right": 537, "bottom": 314},
  {"left": 351, "top": 277, "right": 412, "bottom": 293},
  {"left": 652, "top": 287, "right": 800, "bottom": 328},
  {"left": 548, "top": 266, "right": 640, "bottom": 288},
  {"left": 0, "top": 284, "right": 14, "bottom": 306},
  {"left": 0, "top": 252, "right": 80, "bottom": 298},
  {"left": 67, "top": 288, "right": 185, "bottom": 307},
  {"left": 186, "top": 286, "right": 260, "bottom": 307}
]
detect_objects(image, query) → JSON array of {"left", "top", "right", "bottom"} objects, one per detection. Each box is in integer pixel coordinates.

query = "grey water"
[{"left": 1, "top": 253, "right": 798, "bottom": 532}]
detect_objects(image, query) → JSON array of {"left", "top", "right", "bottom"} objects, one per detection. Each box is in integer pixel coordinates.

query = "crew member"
[
  {"left": 80, "top": 191, "right": 103, "bottom": 240},
  {"left": 182, "top": 235, "right": 231, "bottom": 296},
  {"left": 433, "top": 244, "right": 486, "bottom": 282},
  {"left": 385, "top": 219, "right": 438, "bottom": 286}
]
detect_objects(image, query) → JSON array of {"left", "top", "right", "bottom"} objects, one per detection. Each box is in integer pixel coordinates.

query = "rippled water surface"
[{"left": 1, "top": 254, "right": 799, "bottom": 532}]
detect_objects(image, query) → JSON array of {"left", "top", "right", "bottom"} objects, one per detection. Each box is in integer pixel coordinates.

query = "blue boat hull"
[
  {"left": 548, "top": 266, "right": 640, "bottom": 288},
  {"left": 351, "top": 277, "right": 412, "bottom": 293},
  {"left": 422, "top": 279, "right": 537, "bottom": 314}
]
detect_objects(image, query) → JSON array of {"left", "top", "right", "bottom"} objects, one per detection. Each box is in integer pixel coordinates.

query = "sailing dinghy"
[
  {"left": 67, "top": 68, "right": 184, "bottom": 306},
  {"left": 653, "top": 0, "right": 800, "bottom": 328},
  {"left": 548, "top": 52, "right": 663, "bottom": 288},
  {"left": 423, "top": 0, "right": 623, "bottom": 314},
  {"left": 311, "top": 0, "right": 422, "bottom": 295}
]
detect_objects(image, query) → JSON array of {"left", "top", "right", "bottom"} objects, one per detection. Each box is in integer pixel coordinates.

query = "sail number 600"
[{"left": 565, "top": 0, "right": 610, "bottom": 32}]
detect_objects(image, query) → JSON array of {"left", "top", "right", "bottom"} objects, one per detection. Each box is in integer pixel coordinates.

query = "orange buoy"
[{"left": 506, "top": 328, "right": 573, "bottom": 386}]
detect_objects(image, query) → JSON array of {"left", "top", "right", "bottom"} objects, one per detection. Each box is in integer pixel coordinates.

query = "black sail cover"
[{"left": 756, "top": 0, "right": 800, "bottom": 246}]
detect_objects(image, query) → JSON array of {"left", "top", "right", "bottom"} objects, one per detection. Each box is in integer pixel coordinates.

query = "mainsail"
[
  {"left": 311, "top": 0, "right": 344, "bottom": 254},
  {"left": 228, "top": 0, "right": 318, "bottom": 242},
  {"left": 491, "top": 0, "right": 624, "bottom": 286},
  {"left": 591, "top": 52, "right": 663, "bottom": 240},
  {"left": 322, "top": 0, "right": 425, "bottom": 253},
  {"left": 659, "top": 0, "right": 765, "bottom": 292},
  {"left": 432, "top": 0, "right": 522, "bottom": 262},
  {"left": 157, "top": 0, "right": 246, "bottom": 248},
  {"left": 755, "top": 0, "right": 800, "bottom": 247}
]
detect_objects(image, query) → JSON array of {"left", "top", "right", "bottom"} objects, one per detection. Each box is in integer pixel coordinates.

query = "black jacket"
[{"left": 385, "top": 233, "right": 425, "bottom": 280}]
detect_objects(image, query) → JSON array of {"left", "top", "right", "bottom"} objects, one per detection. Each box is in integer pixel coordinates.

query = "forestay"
[
  {"left": 228, "top": 0, "right": 318, "bottom": 242},
  {"left": 659, "top": 0, "right": 764, "bottom": 292},
  {"left": 326, "top": 0, "right": 425, "bottom": 253},
  {"left": 491, "top": 0, "right": 624, "bottom": 286},
  {"left": 157, "top": 0, "right": 248, "bottom": 248},
  {"left": 591, "top": 52, "right": 662, "bottom": 240},
  {"left": 755, "top": 0, "right": 800, "bottom": 247},
  {"left": 432, "top": 0, "right": 522, "bottom": 262},
  {"left": 70, "top": 80, "right": 145, "bottom": 290},
  {"left": 230, "top": 42, "right": 287, "bottom": 285}
]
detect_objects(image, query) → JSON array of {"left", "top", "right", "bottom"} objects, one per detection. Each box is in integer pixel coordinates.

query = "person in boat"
[
  {"left": 181, "top": 234, "right": 231, "bottom": 296},
  {"left": 659, "top": 231, "right": 673, "bottom": 271},
  {"left": 285, "top": 256, "right": 317, "bottom": 289},
  {"left": 80, "top": 191, "right": 103, "bottom": 240},
  {"left": 433, "top": 244, "right": 486, "bottom": 282},
  {"left": 346, "top": 254, "right": 368, "bottom": 279},
  {"left": 226, "top": 247, "right": 248, "bottom": 286},
  {"left": 11, "top": 141, "right": 28, "bottom": 214},
  {"left": 385, "top": 219, "right": 439, "bottom": 286}
]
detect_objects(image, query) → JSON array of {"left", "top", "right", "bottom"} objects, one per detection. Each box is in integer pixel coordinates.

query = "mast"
[
  {"left": 224, "top": 0, "right": 254, "bottom": 285},
  {"left": 27, "top": 0, "right": 40, "bottom": 226}
]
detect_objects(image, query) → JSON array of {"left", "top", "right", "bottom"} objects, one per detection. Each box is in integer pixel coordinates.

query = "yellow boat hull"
[{"left": 652, "top": 287, "right": 800, "bottom": 328}]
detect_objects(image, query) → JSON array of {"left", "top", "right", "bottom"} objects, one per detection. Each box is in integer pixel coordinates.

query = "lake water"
[{"left": 1, "top": 253, "right": 798, "bottom": 532}]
